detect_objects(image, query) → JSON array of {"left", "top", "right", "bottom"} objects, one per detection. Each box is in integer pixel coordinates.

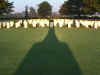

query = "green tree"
[
  {"left": 6, "top": 1, "right": 14, "bottom": 14},
  {"left": 0, "top": 0, "right": 14, "bottom": 15},
  {"left": 38, "top": 1, "right": 52, "bottom": 17},
  {"left": 0, "top": 0, "right": 7, "bottom": 15},
  {"left": 59, "top": 0, "right": 83, "bottom": 16},
  {"left": 25, "top": 6, "right": 29, "bottom": 18},
  {"left": 29, "top": 7, "right": 37, "bottom": 17},
  {"left": 83, "top": 0, "right": 100, "bottom": 14},
  {"left": 59, "top": 1, "right": 68, "bottom": 16}
]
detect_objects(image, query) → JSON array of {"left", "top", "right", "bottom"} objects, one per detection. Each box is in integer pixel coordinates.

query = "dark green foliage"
[
  {"left": 0, "top": 0, "right": 14, "bottom": 15},
  {"left": 29, "top": 7, "right": 37, "bottom": 17},
  {"left": 38, "top": 1, "right": 52, "bottom": 17},
  {"left": 59, "top": 0, "right": 100, "bottom": 15},
  {"left": 83, "top": 0, "right": 100, "bottom": 14},
  {"left": 25, "top": 6, "right": 29, "bottom": 18},
  {"left": 0, "top": 0, "right": 7, "bottom": 15},
  {"left": 59, "top": 0, "right": 83, "bottom": 16},
  {"left": 6, "top": 1, "right": 14, "bottom": 14},
  {"left": 59, "top": 1, "right": 68, "bottom": 16}
]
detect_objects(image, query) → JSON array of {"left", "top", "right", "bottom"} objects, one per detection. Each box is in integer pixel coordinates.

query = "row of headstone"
[
  {"left": 54, "top": 19, "right": 100, "bottom": 29},
  {"left": 0, "top": 20, "right": 28, "bottom": 29},
  {"left": 0, "top": 19, "right": 100, "bottom": 29}
]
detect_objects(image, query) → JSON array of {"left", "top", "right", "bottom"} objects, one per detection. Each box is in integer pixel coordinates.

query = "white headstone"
[
  {"left": 10, "top": 21, "right": 14, "bottom": 27},
  {"left": 28, "top": 19, "right": 33, "bottom": 24},
  {"left": 15, "top": 21, "right": 21, "bottom": 28},
  {"left": 40, "top": 19, "right": 48, "bottom": 28},
  {"left": 2, "top": 22, "right": 6, "bottom": 28},
  {"left": 75, "top": 20, "right": 80, "bottom": 28},
  {"left": 94, "top": 21, "right": 99, "bottom": 29},
  {"left": 68, "top": 19, "right": 73, "bottom": 28},
  {"left": 58, "top": 19, "right": 64, "bottom": 28},
  {"left": 65, "top": 19, "right": 73, "bottom": 28},
  {"left": 6, "top": 22, "right": 10, "bottom": 29},
  {"left": 0, "top": 22, "right": 1, "bottom": 29},
  {"left": 54, "top": 19, "right": 59, "bottom": 27},
  {"left": 24, "top": 20, "right": 28, "bottom": 28},
  {"left": 32, "top": 20, "right": 37, "bottom": 28},
  {"left": 45, "top": 20, "right": 49, "bottom": 27}
]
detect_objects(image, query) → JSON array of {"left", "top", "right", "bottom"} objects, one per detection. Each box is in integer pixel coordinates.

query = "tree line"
[
  {"left": 0, "top": 0, "right": 100, "bottom": 18},
  {"left": 0, "top": 0, "right": 13, "bottom": 15},
  {"left": 60, "top": 0, "right": 100, "bottom": 16}
]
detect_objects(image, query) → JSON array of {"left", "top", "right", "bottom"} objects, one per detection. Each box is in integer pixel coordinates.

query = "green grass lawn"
[{"left": 0, "top": 28, "right": 100, "bottom": 75}]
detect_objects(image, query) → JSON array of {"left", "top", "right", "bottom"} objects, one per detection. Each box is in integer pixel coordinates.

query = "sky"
[{"left": 9, "top": 0, "right": 67, "bottom": 13}]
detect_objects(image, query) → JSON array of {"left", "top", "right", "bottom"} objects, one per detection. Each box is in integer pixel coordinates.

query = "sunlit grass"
[{"left": 0, "top": 28, "right": 100, "bottom": 75}]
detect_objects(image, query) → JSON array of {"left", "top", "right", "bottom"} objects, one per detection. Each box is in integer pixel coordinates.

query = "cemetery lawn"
[{"left": 0, "top": 28, "right": 100, "bottom": 75}]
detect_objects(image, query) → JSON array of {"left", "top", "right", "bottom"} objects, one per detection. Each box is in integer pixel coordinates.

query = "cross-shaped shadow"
[{"left": 14, "top": 28, "right": 82, "bottom": 75}]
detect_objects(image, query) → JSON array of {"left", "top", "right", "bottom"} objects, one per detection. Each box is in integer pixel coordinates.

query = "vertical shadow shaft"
[{"left": 14, "top": 28, "right": 82, "bottom": 75}]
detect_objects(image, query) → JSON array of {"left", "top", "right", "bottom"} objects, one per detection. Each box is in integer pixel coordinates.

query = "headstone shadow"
[{"left": 14, "top": 28, "right": 82, "bottom": 75}]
